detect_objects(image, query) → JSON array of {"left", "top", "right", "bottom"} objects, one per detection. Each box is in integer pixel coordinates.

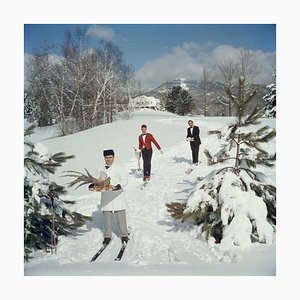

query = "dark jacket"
[{"left": 187, "top": 126, "right": 201, "bottom": 144}]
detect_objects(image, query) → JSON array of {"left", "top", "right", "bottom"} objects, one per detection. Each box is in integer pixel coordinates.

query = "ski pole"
[
  {"left": 50, "top": 194, "right": 57, "bottom": 254},
  {"left": 134, "top": 147, "right": 141, "bottom": 171}
]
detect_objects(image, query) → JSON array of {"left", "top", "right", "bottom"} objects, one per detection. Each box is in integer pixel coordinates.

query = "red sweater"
[{"left": 138, "top": 133, "right": 161, "bottom": 150}]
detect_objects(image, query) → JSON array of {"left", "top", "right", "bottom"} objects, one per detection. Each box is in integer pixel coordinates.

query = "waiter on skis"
[
  {"left": 186, "top": 119, "right": 201, "bottom": 165},
  {"left": 138, "top": 124, "right": 163, "bottom": 182}
]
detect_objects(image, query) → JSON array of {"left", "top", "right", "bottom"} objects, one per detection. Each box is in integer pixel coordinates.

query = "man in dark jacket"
[{"left": 186, "top": 120, "right": 201, "bottom": 164}]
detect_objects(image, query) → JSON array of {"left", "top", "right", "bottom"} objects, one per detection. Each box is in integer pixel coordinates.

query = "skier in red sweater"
[{"left": 138, "top": 124, "right": 163, "bottom": 181}]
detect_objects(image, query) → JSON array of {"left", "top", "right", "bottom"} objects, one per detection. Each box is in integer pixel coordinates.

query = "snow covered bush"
[
  {"left": 24, "top": 124, "right": 91, "bottom": 261},
  {"left": 166, "top": 76, "right": 276, "bottom": 248}
]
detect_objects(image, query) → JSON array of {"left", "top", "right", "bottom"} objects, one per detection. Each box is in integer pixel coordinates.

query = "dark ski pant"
[
  {"left": 190, "top": 141, "right": 200, "bottom": 164},
  {"left": 103, "top": 210, "right": 128, "bottom": 238},
  {"left": 142, "top": 148, "right": 153, "bottom": 177}
]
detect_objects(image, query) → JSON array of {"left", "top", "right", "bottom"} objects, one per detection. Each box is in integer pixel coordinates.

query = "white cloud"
[
  {"left": 135, "top": 43, "right": 275, "bottom": 90},
  {"left": 135, "top": 42, "right": 205, "bottom": 89},
  {"left": 86, "top": 25, "right": 115, "bottom": 41},
  {"left": 210, "top": 44, "right": 240, "bottom": 61},
  {"left": 252, "top": 49, "right": 276, "bottom": 84}
]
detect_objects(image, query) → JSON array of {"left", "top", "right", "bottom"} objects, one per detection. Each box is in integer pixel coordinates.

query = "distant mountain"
[
  {"left": 144, "top": 78, "right": 224, "bottom": 97},
  {"left": 141, "top": 78, "right": 268, "bottom": 116}
]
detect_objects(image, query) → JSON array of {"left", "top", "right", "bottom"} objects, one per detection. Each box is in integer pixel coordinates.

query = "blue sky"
[{"left": 24, "top": 24, "right": 276, "bottom": 89}]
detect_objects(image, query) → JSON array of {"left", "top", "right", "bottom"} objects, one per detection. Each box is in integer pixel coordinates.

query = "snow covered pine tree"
[
  {"left": 24, "top": 124, "right": 91, "bottom": 261},
  {"left": 166, "top": 76, "right": 276, "bottom": 248},
  {"left": 263, "top": 73, "right": 276, "bottom": 118}
]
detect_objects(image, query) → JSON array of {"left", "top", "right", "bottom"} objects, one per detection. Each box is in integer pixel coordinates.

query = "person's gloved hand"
[
  {"left": 159, "top": 149, "right": 163, "bottom": 155},
  {"left": 112, "top": 184, "right": 122, "bottom": 191},
  {"left": 88, "top": 183, "right": 95, "bottom": 191},
  {"left": 186, "top": 137, "right": 194, "bottom": 142}
]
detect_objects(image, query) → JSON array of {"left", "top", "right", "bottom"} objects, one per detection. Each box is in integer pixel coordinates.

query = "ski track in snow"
[{"left": 124, "top": 142, "right": 219, "bottom": 265}]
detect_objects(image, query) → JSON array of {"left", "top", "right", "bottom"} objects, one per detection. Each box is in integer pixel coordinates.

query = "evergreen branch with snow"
[
  {"left": 203, "top": 149, "right": 214, "bottom": 164},
  {"left": 208, "top": 130, "right": 221, "bottom": 136},
  {"left": 25, "top": 154, "right": 72, "bottom": 176},
  {"left": 204, "top": 148, "right": 235, "bottom": 166},
  {"left": 250, "top": 183, "right": 276, "bottom": 224},
  {"left": 24, "top": 126, "right": 91, "bottom": 261},
  {"left": 243, "top": 107, "right": 265, "bottom": 126},
  {"left": 253, "top": 129, "right": 276, "bottom": 144},
  {"left": 182, "top": 202, "right": 215, "bottom": 224},
  {"left": 241, "top": 140, "right": 269, "bottom": 156},
  {"left": 225, "top": 86, "right": 238, "bottom": 106},
  {"left": 243, "top": 153, "right": 276, "bottom": 169},
  {"left": 24, "top": 140, "right": 35, "bottom": 150},
  {"left": 243, "top": 87, "right": 259, "bottom": 106},
  {"left": 53, "top": 212, "right": 92, "bottom": 235},
  {"left": 24, "top": 124, "right": 37, "bottom": 150},
  {"left": 24, "top": 151, "right": 75, "bottom": 177},
  {"left": 166, "top": 202, "right": 186, "bottom": 221},
  {"left": 24, "top": 123, "right": 37, "bottom": 137},
  {"left": 50, "top": 152, "right": 75, "bottom": 164},
  {"left": 238, "top": 168, "right": 258, "bottom": 180}
]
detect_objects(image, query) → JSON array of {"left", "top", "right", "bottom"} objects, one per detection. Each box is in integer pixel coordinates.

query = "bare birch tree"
[
  {"left": 216, "top": 49, "right": 259, "bottom": 116},
  {"left": 199, "top": 65, "right": 214, "bottom": 116},
  {"left": 237, "top": 48, "right": 258, "bottom": 85},
  {"left": 25, "top": 28, "right": 134, "bottom": 135},
  {"left": 26, "top": 45, "right": 54, "bottom": 127},
  {"left": 217, "top": 57, "right": 238, "bottom": 116},
  {"left": 61, "top": 29, "right": 97, "bottom": 130}
]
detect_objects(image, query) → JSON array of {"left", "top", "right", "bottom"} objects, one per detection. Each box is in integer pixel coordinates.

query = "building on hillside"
[{"left": 130, "top": 95, "right": 161, "bottom": 110}]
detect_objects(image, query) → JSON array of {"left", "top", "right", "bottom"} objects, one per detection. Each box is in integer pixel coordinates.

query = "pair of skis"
[
  {"left": 90, "top": 241, "right": 128, "bottom": 262},
  {"left": 138, "top": 180, "right": 149, "bottom": 190},
  {"left": 185, "top": 162, "right": 201, "bottom": 174},
  {"left": 185, "top": 167, "right": 194, "bottom": 174}
]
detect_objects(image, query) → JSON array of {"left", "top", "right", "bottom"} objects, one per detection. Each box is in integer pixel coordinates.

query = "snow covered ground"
[{"left": 24, "top": 110, "right": 276, "bottom": 276}]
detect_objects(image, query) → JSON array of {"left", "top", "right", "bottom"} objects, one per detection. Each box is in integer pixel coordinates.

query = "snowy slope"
[{"left": 24, "top": 110, "right": 276, "bottom": 275}]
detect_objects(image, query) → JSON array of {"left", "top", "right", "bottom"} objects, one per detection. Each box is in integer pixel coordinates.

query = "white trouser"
[{"left": 103, "top": 210, "right": 128, "bottom": 238}]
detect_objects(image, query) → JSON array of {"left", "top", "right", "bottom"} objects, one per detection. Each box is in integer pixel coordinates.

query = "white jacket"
[{"left": 97, "top": 163, "right": 128, "bottom": 212}]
